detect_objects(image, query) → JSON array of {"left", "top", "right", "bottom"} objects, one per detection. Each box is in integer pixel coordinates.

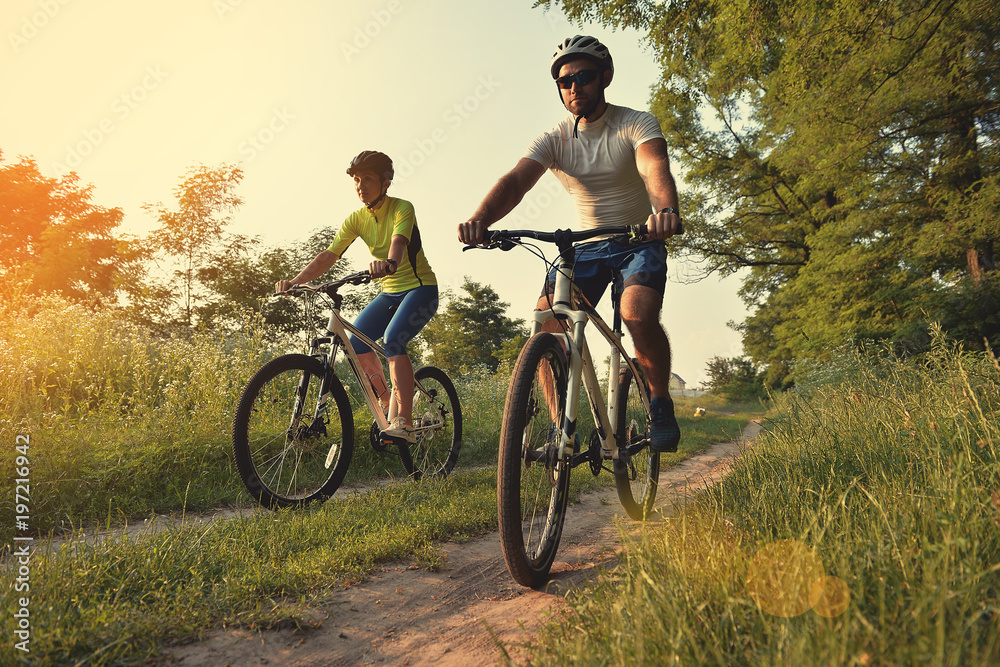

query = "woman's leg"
[
  {"left": 356, "top": 351, "right": 389, "bottom": 412},
  {"left": 350, "top": 293, "right": 396, "bottom": 412},
  {"left": 388, "top": 354, "right": 414, "bottom": 424},
  {"left": 383, "top": 285, "right": 439, "bottom": 426}
]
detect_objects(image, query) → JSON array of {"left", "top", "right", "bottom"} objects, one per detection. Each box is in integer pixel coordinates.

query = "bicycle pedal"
[{"left": 379, "top": 431, "right": 414, "bottom": 446}]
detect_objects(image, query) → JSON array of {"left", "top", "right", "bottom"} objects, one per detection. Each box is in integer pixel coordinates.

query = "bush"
[{"left": 703, "top": 355, "right": 767, "bottom": 401}]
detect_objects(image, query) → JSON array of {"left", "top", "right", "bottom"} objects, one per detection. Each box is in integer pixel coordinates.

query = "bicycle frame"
[
  {"left": 300, "top": 287, "right": 439, "bottom": 442},
  {"left": 533, "top": 243, "right": 651, "bottom": 464}
]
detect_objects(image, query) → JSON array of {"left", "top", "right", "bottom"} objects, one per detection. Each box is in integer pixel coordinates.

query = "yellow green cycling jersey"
[{"left": 327, "top": 196, "right": 437, "bottom": 292}]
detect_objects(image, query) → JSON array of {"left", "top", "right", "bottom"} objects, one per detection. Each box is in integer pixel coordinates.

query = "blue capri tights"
[{"left": 349, "top": 285, "right": 439, "bottom": 358}]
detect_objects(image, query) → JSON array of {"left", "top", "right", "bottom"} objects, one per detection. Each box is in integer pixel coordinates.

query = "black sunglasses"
[{"left": 555, "top": 69, "right": 601, "bottom": 89}]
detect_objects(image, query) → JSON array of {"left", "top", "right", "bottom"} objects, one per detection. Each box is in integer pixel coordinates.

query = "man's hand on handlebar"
[
  {"left": 274, "top": 279, "right": 296, "bottom": 294},
  {"left": 458, "top": 219, "right": 490, "bottom": 245},
  {"left": 645, "top": 209, "right": 683, "bottom": 240}
]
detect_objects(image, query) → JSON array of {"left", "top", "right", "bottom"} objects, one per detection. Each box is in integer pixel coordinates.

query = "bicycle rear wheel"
[
  {"left": 613, "top": 363, "right": 660, "bottom": 519},
  {"left": 233, "top": 354, "right": 354, "bottom": 508},
  {"left": 399, "top": 365, "right": 462, "bottom": 479},
  {"left": 497, "top": 333, "right": 571, "bottom": 588}
]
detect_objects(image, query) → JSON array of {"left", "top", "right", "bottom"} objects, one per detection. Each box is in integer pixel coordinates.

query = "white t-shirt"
[{"left": 523, "top": 104, "right": 664, "bottom": 230}]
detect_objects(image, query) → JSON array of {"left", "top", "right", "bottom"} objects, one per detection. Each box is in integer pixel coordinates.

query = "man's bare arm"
[
  {"left": 636, "top": 138, "right": 682, "bottom": 240},
  {"left": 458, "top": 158, "right": 546, "bottom": 244}
]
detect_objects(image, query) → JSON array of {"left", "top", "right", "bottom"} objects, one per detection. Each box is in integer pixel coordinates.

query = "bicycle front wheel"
[
  {"left": 613, "top": 363, "right": 660, "bottom": 520},
  {"left": 232, "top": 354, "right": 354, "bottom": 508},
  {"left": 400, "top": 365, "right": 462, "bottom": 479},
  {"left": 497, "top": 333, "right": 571, "bottom": 588}
]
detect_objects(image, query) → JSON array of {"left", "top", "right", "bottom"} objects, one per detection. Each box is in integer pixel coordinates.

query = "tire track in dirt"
[{"left": 166, "top": 421, "right": 761, "bottom": 666}]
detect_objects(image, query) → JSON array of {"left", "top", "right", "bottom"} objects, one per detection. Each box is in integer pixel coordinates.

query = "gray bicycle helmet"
[
  {"left": 346, "top": 150, "right": 394, "bottom": 182},
  {"left": 550, "top": 35, "right": 614, "bottom": 79}
]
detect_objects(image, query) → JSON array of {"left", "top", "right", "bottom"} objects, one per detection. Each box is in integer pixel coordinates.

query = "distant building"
[{"left": 669, "top": 373, "right": 686, "bottom": 391}]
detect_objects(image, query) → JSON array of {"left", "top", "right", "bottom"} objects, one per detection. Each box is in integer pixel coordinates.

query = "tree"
[
  {"left": 541, "top": 0, "right": 1000, "bottom": 383},
  {"left": 422, "top": 278, "right": 529, "bottom": 373},
  {"left": 196, "top": 226, "right": 368, "bottom": 337},
  {"left": 143, "top": 163, "right": 248, "bottom": 328},
  {"left": 0, "top": 152, "right": 138, "bottom": 302}
]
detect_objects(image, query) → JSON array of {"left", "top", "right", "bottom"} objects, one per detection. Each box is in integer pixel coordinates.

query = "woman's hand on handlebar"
[{"left": 369, "top": 259, "right": 396, "bottom": 278}]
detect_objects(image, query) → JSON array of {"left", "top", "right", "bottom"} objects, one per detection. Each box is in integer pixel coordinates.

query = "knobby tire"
[
  {"left": 613, "top": 363, "right": 659, "bottom": 519},
  {"left": 233, "top": 354, "right": 354, "bottom": 508},
  {"left": 497, "top": 333, "right": 572, "bottom": 588}
]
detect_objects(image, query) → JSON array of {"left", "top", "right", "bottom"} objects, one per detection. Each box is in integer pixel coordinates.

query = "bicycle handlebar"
[
  {"left": 274, "top": 270, "right": 373, "bottom": 297},
  {"left": 463, "top": 222, "right": 682, "bottom": 253}
]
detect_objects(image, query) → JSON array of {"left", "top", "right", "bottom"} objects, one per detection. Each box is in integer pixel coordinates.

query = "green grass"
[
  {"left": 521, "top": 334, "right": 1000, "bottom": 666},
  {"left": 0, "top": 462, "right": 620, "bottom": 666}
]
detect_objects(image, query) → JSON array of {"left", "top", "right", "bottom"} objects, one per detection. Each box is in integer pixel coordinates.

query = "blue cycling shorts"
[
  {"left": 350, "top": 285, "right": 439, "bottom": 358},
  {"left": 543, "top": 239, "right": 668, "bottom": 307}
]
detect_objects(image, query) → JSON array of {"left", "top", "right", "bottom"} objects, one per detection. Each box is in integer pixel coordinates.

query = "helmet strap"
[
  {"left": 365, "top": 180, "right": 389, "bottom": 212},
  {"left": 572, "top": 93, "right": 605, "bottom": 138},
  {"left": 365, "top": 190, "right": 387, "bottom": 212}
]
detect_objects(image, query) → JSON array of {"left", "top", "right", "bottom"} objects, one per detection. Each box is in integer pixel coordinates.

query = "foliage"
[
  {"left": 142, "top": 163, "right": 249, "bottom": 328},
  {"left": 541, "top": 0, "right": 1000, "bottom": 384},
  {"left": 526, "top": 331, "right": 1000, "bottom": 665},
  {"left": 421, "top": 277, "right": 529, "bottom": 373},
  {"left": 0, "top": 294, "right": 278, "bottom": 530},
  {"left": 703, "top": 354, "right": 767, "bottom": 401},
  {"left": 196, "top": 226, "right": 370, "bottom": 337},
  {"left": 0, "top": 152, "right": 142, "bottom": 303}
]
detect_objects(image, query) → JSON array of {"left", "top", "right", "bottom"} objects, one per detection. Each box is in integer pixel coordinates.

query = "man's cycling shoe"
[{"left": 649, "top": 396, "right": 680, "bottom": 453}]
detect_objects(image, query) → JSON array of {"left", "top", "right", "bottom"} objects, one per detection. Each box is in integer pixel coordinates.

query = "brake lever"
[{"left": 462, "top": 239, "right": 517, "bottom": 252}]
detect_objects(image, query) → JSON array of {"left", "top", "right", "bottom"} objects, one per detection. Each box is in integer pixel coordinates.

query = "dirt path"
[{"left": 167, "top": 421, "right": 761, "bottom": 666}]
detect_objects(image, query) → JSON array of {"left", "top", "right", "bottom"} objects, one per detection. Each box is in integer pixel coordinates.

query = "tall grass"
[
  {"left": 526, "top": 333, "right": 1000, "bottom": 665},
  {"left": 0, "top": 296, "right": 283, "bottom": 537},
  {"left": 1, "top": 294, "right": 756, "bottom": 540},
  {"left": 0, "top": 297, "right": 560, "bottom": 538}
]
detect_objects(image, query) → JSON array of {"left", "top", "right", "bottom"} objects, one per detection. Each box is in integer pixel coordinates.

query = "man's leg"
[
  {"left": 620, "top": 284, "right": 680, "bottom": 452},
  {"left": 620, "top": 284, "right": 671, "bottom": 396}
]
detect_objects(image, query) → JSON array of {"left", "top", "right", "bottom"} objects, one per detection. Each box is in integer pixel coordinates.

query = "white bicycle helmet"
[{"left": 550, "top": 35, "right": 614, "bottom": 79}]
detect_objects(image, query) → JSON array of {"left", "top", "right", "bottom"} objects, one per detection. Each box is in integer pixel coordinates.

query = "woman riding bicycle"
[{"left": 275, "top": 150, "right": 439, "bottom": 443}]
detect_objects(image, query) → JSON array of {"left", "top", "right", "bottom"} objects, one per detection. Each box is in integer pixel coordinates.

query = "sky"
[{"left": 1, "top": 0, "right": 749, "bottom": 388}]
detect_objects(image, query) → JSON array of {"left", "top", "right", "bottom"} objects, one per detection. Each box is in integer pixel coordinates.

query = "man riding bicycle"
[{"left": 458, "top": 35, "right": 682, "bottom": 453}]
